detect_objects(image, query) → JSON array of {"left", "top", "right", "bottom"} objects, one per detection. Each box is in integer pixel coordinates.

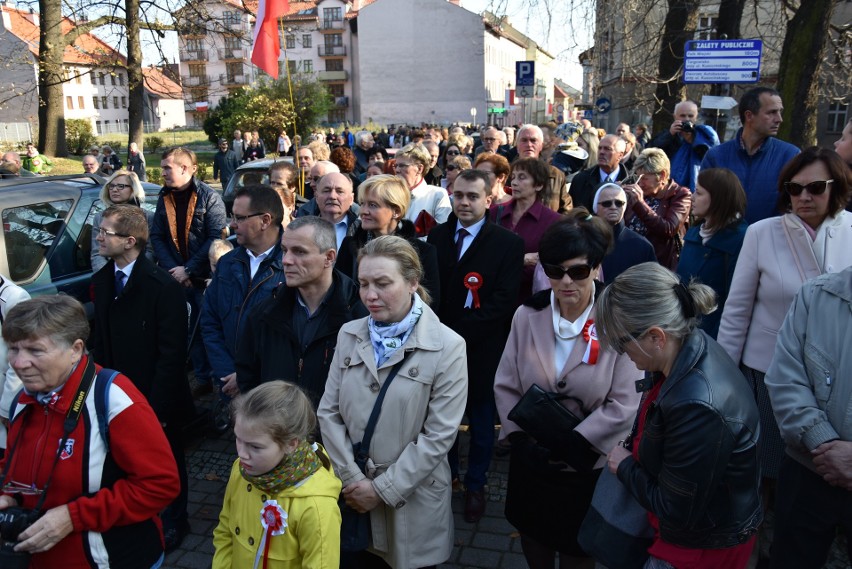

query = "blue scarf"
[{"left": 368, "top": 293, "right": 424, "bottom": 366}]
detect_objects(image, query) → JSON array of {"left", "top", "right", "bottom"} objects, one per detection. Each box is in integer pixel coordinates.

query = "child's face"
[{"left": 234, "top": 417, "right": 297, "bottom": 476}]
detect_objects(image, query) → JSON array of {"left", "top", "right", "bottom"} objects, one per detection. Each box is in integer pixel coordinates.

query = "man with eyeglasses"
[
  {"left": 592, "top": 182, "right": 656, "bottom": 284},
  {"left": 474, "top": 127, "right": 506, "bottom": 159},
  {"left": 569, "top": 133, "right": 628, "bottom": 212},
  {"left": 150, "top": 147, "right": 227, "bottom": 398},
  {"left": 201, "top": 184, "right": 284, "bottom": 404},
  {"left": 701, "top": 86, "right": 800, "bottom": 223},
  {"left": 91, "top": 204, "right": 194, "bottom": 551},
  {"left": 213, "top": 138, "right": 240, "bottom": 195}
]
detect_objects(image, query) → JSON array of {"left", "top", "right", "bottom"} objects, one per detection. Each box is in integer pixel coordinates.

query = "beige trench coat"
[{"left": 318, "top": 305, "right": 468, "bottom": 569}]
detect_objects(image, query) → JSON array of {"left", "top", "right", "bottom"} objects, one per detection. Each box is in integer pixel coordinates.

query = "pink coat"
[{"left": 494, "top": 296, "right": 643, "bottom": 469}]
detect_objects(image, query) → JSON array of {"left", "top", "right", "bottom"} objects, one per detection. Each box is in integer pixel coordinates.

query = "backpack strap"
[
  {"left": 7, "top": 387, "right": 24, "bottom": 423},
  {"left": 94, "top": 369, "right": 120, "bottom": 453}
]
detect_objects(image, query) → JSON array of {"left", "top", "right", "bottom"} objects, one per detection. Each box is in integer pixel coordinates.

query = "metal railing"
[{"left": 318, "top": 45, "right": 346, "bottom": 57}]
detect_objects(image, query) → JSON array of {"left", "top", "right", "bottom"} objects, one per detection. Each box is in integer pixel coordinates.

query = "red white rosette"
[
  {"left": 464, "top": 272, "right": 483, "bottom": 308},
  {"left": 254, "top": 500, "right": 288, "bottom": 569},
  {"left": 582, "top": 319, "right": 599, "bottom": 365}
]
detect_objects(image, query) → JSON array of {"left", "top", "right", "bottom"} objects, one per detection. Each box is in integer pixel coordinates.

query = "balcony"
[
  {"left": 319, "top": 19, "right": 345, "bottom": 31},
  {"left": 222, "top": 19, "right": 242, "bottom": 32},
  {"left": 334, "top": 96, "right": 349, "bottom": 108},
  {"left": 180, "top": 25, "right": 207, "bottom": 37},
  {"left": 318, "top": 45, "right": 346, "bottom": 57},
  {"left": 317, "top": 70, "right": 348, "bottom": 81},
  {"left": 179, "top": 49, "right": 208, "bottom": 62},
  {"left": 181, "top": 75, "right": 211, "bottom": 87},
  {"left": 218, "top": 48, "right": 246, "bottom": 61},
  {"left": 220, "top": 73, "right": 248, "bottom": 87}
]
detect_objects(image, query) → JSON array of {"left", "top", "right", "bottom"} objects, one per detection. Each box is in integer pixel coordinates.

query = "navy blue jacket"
[
  {"left": 676, "top": 220, "right": 748, "bottom": 339},
  {"left": 700, "top": 129, "right": 799, "bottom": 224},
  {"left": 150, "top": 178, "right": 227, "bottom": 280},
  {"left": 600, "top": 221, "right": 657, "bottom": 284},
  {"left": 201, "top": 239, "right": 285, "bottom": 379}
]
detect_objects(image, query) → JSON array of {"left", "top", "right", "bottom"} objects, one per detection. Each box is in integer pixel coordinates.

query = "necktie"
[
  {"left": 114, "top": 270, "right": 125, "bottom": 296},
  {"left": 456, "top": 228, "right": 469, "bottom": 260}
]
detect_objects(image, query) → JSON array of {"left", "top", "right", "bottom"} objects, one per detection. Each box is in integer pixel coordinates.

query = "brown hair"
[
  {"left": 231, "top": 381, "right": 316, "bottom": 445},
  {"left": 696, "top": 168, "right": 747, "bottom": 232},
  {"left": 103, "top": 204, "right": 149, "bottom": 250},
  {"left": 511, "top": 157, "right": 551, "bottom": 201},
  {"left": 358, "top": 235, "right": 432, "bottom": 305},
  {"left": 161, "top": 146, "right": 197, "bottom": 167},
  {"left": 329, "top": 146, "right": 356, "bottom": 174},
  {"left": 474, "top": 152, "right": 511, "bottom": 183},
  {"left": 776, "top": 147, "right": 851, "bottom": 217}
]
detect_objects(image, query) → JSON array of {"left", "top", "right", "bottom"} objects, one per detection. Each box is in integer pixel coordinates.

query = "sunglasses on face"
[
  {"left": 542, "top": 263, "right": 593, "bottom": 281},
  {"left": 445, "top": 165, "right": 459, "bottom": 172},
  {"left": 599, "top": 199, "right": 626, "bottom": 208},
  {"left": 784, "top": 179, "right": 833, "bottom": 196},
  {"left": 446, "top": 150, "right": 461, "bottom": 156}
]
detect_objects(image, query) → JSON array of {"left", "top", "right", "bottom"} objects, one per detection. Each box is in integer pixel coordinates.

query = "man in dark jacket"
[
  {"left": 235, "top": 216, "right": 368, "bottom": 407},
  {"left": 91, "top": 204, "right": 194, "bottom": 551},
  {"left": 428, "top": 170, "right": 524, "bottom": 522},
  {"left": 569, "top": 134, "right": 628, "bottom": 211},
  {"left": 212, "top": 138, "right": 240, "bottom": 192},
  {"left": 150, "top": 147, "right": 227, "bottom": 395},
  {"left": 201, "top": 185, "right": 285, "bottom": 399}
]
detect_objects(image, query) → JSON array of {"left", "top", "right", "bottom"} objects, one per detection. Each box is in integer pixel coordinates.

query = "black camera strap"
[{"left": 0, "top": 358, "right": 98, "bottom": 513}]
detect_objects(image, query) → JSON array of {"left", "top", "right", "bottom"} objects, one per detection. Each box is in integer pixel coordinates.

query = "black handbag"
[
  {"left": 507, "top": 383, "right": 587, "bottom": 450},
  {"left": 339, "top": 354, "right": 409, "bottom": 552}
]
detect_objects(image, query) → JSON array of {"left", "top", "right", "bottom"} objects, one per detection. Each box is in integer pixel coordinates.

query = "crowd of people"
[{"left": 0, "top": 84, "right": 850, "bottom": 569}]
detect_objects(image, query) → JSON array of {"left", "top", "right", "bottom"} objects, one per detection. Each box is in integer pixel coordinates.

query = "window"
[
  {"left": 286, "top": 35, "right": 296, "bottom": 49},
  {"left": 113, "top": 96, "right": 119, "bottom": 108},
  {"left": 225, "top": 36, "right": 241, "bottom": 51},
  {"left": 99, "top": 73, "right": 105, "bottom": 85},
  {"left": 189, "top": 63, "right": 206, "bottom": 77},
  {"left": 303, "top": 60, "right": 313, "bottom": 72},
  {"left": 78, "top": 96, "right": 85, "bottom": 109},
  {"left": 186, "top": 38, "right": 203, "bottom": 51},
  {"left": 328, "top": 109, "right": 346, "bottom": 123},
  {"left": 325, "top": 59, "right": 343, "bottom": 71},
  {"left": 303, "top": 34, "right": 312, "bottom": 48},
  {"left": 118, "top": 74, "right": 124, "bottom": 86},
  {"left": 326, "top": 33, "right": 342, "bottom": 47},
  {"left": 110, "top": 74, "right": 116, "bottom": 86},
  {"left": 101, "top": 96, "right": 108, "bottom": 108},
  {"left": 75, "top": 73, "right": 81, "bottom": 84},
  {"left": 3, "top": 199, "right": 73, "bottom": 281},
  {"left": 223, "top": 11, "right": 241, "bottom": 28},
  {"left": 828, "top": 101, "right": 849, "bottom": 133},
  {"left": 225, "top": 62, "right": 244, "bottom": 78},
  {"left": 287, "top": 60, "right": 298, "bottom": 75},
  {"left": 93, "top": 97, "right": 99, "bottom": 109},
  {"left": 66, "top": 96, "right": 73, "bottom": 109},
  {"left": 328, "top": 83, "right": 344, "bottom": 97},
  {"left": 323, "top": 7, "right": 342, "bottom": 21},
  {"left": 121, "top": 97, "right": 127, "bottom": 108},
  {"left": 696, "top": 14, "right": 718, "bottom": 40},
  {"left": 96, "top": 120, "right": 102, "bottom": 133}
]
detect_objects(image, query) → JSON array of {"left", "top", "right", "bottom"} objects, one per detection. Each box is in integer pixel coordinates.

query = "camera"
[
  {"left": 680, "top": 121, "right": 695, "bottom": 133},
  {"left": 0, "top": 507, "right": 41, "bottom": 569}
]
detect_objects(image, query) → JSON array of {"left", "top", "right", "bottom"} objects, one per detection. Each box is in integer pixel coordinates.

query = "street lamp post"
[{"left": 470, "top": 106, "right": 477, "bottom": 127}]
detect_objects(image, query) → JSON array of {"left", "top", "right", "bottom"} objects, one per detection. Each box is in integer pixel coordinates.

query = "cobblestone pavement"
[{"left": 163, "top": 407, "right": 850, "bottom": 569}]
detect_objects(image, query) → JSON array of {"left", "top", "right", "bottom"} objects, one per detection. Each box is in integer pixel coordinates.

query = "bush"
[
  {"left": 145, "top": 136, "right": 165, "bottom": 153},
  {"left": 66, "top": 119, "right": 97, "bottom": 155},
  {"left": 196, "top": 162, "right": 209, "bottom": 181},
  {"left": 147, "top": 167, "right": 162, "bottom": 185}
]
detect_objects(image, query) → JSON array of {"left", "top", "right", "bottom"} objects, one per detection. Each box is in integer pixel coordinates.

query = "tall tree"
[
  {"left": 37, "top": 0, "right": 66, "bottom": 156},
  {"left": 125, "top": 0, "right": 144, "bottom": 151},
  {"left": 776, "top": 0, "right": 835, "bottom": 147}
]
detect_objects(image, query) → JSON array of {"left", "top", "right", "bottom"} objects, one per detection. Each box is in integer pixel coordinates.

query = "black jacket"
[
  {"left": 600, "top": 221, "right": 657, "bottom": 284},
  {"left": 568, "top": 166, "right": 627, "bottom": 212},
  {"left": 91, "top": 255, "right": 194, "bottom": 425},
  {"left": 336, "top": 219, "right": 441, "bottom": 312},
  {"left": 427, "top": 215, "right": 524, "bottom": 401},
  {"left": 235, "top": 270, "right": 368, "bottom": 407},
  {"left": 617, "top": 330, "right": 762, "bottom": 549}
]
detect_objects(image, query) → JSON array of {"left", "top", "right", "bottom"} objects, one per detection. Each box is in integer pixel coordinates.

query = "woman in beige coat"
[{"left": 318, "top": 235, "right": 468, "bottom": 569}]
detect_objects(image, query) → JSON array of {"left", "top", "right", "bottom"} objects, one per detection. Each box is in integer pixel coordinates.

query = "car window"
[
  {"left": 3, "top": 200, "right": 73, "bottom": 282},
  {"left": 226, "top": 170, "right": 269, "bottom": 198}
]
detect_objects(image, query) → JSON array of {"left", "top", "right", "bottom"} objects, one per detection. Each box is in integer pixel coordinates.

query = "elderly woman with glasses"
[
  {"left": 621, "top": 148, "right": 691, "bottom": 269},
  {"left": 90, "top": 169, "right": 153, "bottom": 272},
  {"left": 593, "top": 182, "right": 656, "bottom": 284},
  {"left": 393, "top": 143, "right": 451, "bottom": 237},
  {"left": 717, "top": 147, "right": 852, "bottom": 483},
  {"left": 494, "top": 211, "right": 642, "bottom": 569},
  {"left": 0, "top": 295, "right": 179, "bottom": 568},
  {"left": 442, "top": 155, "right": 472, "bottom": 194},
  {"left": 597, "top": 262, "right": 761, "bottom": 569}
]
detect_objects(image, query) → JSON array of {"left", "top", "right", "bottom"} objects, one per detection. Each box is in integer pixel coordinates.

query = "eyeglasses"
[
  {"left": 445, "top": 150, "right": 461, "bottom": 156},
  {"left": 599, "top": 199, "right": 626, "bottom": 208},
  {"left": 229, "top": 212, "right": 265, "bottom": 225},
  {"left": 541, "top": 263, "right": 593, "bottom": 281},
  {"left": 393, "top": 163, "right": 416, "bottom": 170},
  {"left": 98, "top": 227, "right": 129, "bottom": 238},
  {"left": 784, "top": 180, "right": 833, "bottom": 196},
  {"left": 108, "top": 183, "right": 130, "bottom": 191},
  {"left": 445, "top": 165, "right": 459, "bottom": 172}
]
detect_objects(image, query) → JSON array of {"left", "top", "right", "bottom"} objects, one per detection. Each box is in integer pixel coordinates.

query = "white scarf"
[{"left": 368, "top": 293, "right": 424, "bottom": 366}]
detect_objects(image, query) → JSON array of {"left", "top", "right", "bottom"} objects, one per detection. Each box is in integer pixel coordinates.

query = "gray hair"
[
  {"left": 397, "top": 142, "right": 432, "bottom": 171},
  {"left": 286, "top": 216, "right": 337, "bottom": 254},
  {"left": 355, "top": 130, "right": 373, "bottom": 146},
  {"left": 517, "top": 124, "right": 543, "bottom": 142},
  {"left": 595, "top": 263, "right": 717, "bottom": 353},
  {"left": 633, "top": 147, "right": 670, "bottom": 175},
  {"left": 312, "top": 160, "right": 340, "bottom": 175}
]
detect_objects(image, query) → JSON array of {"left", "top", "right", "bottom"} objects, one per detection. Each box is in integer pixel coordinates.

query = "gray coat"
[
  {"left": 318, "top": 305, "right": 468, "bottom": 569},
  {"left": 766, "top": 265, "right": 852, "bottom": 473}
]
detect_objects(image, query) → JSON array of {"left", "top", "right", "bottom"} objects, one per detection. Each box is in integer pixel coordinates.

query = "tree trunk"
[
  {"left": 652, "top": 0, "right": 701, "bottom": 136},
  {"left": 126, "top": 0, "right": 145, "bottom": 152},
  {"left": 709, "top": 0, "right": 747, "bottom": 141},
  {"left": 37, "top": 0, "right": 67, "bottom": 157},
  {"left": 776, "top": 0, "right": 835, "bottom": 147}
]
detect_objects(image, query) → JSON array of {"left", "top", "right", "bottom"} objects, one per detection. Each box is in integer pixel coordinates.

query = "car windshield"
[{"left": 3, "top": 200, "right": 73, "bottom": 281}]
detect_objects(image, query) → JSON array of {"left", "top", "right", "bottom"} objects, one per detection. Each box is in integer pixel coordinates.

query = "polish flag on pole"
[{"left": 251, "top": 0, "right": 289, "bottom": 79}]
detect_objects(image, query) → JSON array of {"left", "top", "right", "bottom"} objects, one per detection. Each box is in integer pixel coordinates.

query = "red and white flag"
[{"left": 251, "top": 0, "right": 289, "bottom": 79}]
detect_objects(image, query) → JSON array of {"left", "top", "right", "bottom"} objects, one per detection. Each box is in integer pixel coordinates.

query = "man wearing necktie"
[
  {"left": 91, "top": 204, "right": 194, "bottom": 551},
  {"left": 428, "top": 169, "right": 525, "bottom": 522},
  {"left": 568, "top": 134, "right": 628, "bottom": 211}
]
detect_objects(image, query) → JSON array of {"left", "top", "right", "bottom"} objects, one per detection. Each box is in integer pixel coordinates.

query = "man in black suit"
[
  {"left": 91, "top": 204, "right": 194, "bottom": 551},
  {"left": 428, "top": 169, "right": 524, "bottom": 522},
  {"left": 568, "top": 133, "right": 628, "bottom": 211}
]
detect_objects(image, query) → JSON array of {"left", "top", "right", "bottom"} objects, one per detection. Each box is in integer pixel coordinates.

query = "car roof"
[
  {"left": 235, "top": 157, "right": 295, "bottom": 171},
  {"left": 0, "top": 174, "right": 103, "bottom": 201}
]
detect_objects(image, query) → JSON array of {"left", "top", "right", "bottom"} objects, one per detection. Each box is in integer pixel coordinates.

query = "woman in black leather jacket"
[{"left": 596, "top": 262, "right": 762, "bottom": 568}]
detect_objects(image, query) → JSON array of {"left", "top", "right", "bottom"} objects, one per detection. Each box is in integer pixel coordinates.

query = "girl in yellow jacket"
[{"left": 213, "top": 381, "right": 342, "bottom": 569}]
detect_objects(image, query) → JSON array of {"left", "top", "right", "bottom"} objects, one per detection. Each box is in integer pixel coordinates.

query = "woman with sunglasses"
[
  {"left": 717, "top": 147, "right": 852, "bottom": 485},
  {"left": 675, "top": 168, "right": 748, "bottom": 339},
  {"left": 440, "top": 141, "right": 464, "bottom": 170},
  {"left": 442, "top": 155, "right": 471, "bottom": 194},
  {"left": 593, "top": 182, "right": 656, "bottom": 284},
  {"left": 90, "top": 169, "right": 153, "bottom": 272},
  {"left": 596, "top": 262, "right": 761, "bottom": 569},
  {"left": 494, "top": 211, "right": 642, "bottom": 569}
]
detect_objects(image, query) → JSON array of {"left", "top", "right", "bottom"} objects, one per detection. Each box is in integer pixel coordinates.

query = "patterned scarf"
[
  {"left": 240, "top": 441, "right": 322, "bottom": 495},
  {"left": 368, "top": 292, "right": 424, "bottom": 366}
]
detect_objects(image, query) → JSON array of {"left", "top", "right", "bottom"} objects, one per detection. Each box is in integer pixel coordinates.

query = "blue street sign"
[
  {"left": 583, "top": 110, "right": 594, "bottom": 119},
  {"left": 683, "top": 39, "right": 763, "bottom": 84},
  {"left": 516, "top": 61, "right": 535, "bottom": 87},
  {"left": 595, "top": 97, "right": 611, "bottom": 114}
]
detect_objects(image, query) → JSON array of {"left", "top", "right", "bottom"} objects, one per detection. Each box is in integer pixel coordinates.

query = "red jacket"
[{"left": 1, "top": 356, "right": 179, "bottom": 568}]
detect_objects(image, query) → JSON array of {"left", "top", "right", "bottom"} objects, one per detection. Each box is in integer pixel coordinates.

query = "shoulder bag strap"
[{"left": 358, "top": 352, "right": 410, "bottom": 458}]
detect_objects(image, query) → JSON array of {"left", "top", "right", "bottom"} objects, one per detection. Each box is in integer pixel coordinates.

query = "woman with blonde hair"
[
  {"left": 393, "top": 143, "right": 451, "bottom": 237},
  {"left": 91, "top": 169, "right": 153, "bottom": 272}
]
